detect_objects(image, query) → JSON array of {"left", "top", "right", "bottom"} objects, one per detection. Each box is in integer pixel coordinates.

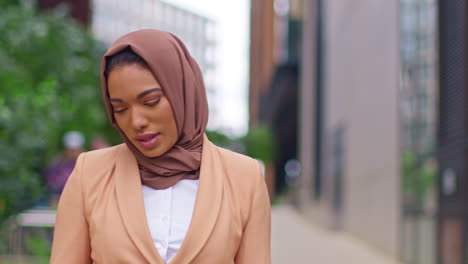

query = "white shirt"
[{"left": 142, "top": 179, "right": 199, "bottom": 263}]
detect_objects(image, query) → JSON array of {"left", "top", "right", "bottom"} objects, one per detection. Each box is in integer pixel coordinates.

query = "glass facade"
[
  {"left": 400, "top": 0, "right": 438, "bottom": 263},
  {"left": 400, "top": 0, "right": 438, "bottom": 152}
]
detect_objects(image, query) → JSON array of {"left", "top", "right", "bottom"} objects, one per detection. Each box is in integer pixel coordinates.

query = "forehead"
[{"left": 107, "top": 64, "right": 162, "bottom": 96}]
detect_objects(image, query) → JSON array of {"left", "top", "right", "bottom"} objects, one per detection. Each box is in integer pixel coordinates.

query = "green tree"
[
  {"left": 0, "top": 3, "right": 117, "bottom": 225},
  {"left": 0, "top": 0, "right": 20, "bottom": 7},
  {"left": 401, "top": 150, "right": 436, "bottom": 206},
  {"left": 243, "top": 125, "right": 277, "bottom": 162}
]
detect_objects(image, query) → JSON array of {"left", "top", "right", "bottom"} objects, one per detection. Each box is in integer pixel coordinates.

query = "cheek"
[
  {"left": 114, "top": 115, "right": 131, "bottom": 135},
  {"left": 168, "top": 118, "right": 178, "bottom": 143},
  {"left": 160, "top": 104, "right": 178, "bottom": 142}
]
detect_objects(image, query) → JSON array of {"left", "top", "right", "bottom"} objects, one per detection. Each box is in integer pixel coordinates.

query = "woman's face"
[{"left": 107, "top": 64, "right": 178, "bottom": 157}]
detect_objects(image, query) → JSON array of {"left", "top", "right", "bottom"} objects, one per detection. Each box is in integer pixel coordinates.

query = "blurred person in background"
[
  {"left": 90, "top": 135, "right": 110, "bottom": 150},
  {"left": 50, "top": 29, "right": 271, "bottom": 264},
  {"left": 44, "top": 130, "right": 84, "bottom": 207}
]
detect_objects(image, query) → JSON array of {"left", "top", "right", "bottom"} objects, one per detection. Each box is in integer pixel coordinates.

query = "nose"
[{"left": 130, "top": 108, "right": 149, "bottom": 131}]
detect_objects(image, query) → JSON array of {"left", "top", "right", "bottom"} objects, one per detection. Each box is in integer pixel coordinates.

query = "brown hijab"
[{"left": 100, "top": 29, "right": 209, "bottom": 190}]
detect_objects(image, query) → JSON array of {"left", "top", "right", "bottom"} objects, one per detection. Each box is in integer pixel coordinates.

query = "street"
[{"left": 271, "top": 205, "right": 402, "bottom": 264}]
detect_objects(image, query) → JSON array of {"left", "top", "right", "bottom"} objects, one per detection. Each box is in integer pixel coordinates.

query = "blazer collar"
[{"left": 115, "top": 134, "right": 223, "bottom": 263}]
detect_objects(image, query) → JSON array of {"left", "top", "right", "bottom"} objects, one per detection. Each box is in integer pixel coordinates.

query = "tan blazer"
[{"left": 50, "top": 135, "right": 271, "bottom": 264}]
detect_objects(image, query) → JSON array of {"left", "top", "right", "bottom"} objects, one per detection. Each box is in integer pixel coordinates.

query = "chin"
[
  {"left": 141, "top": 150, "right": 161, "bottom": 158},
  {"left": 141, "top": 147, "right": 167, "bottom": 158}
]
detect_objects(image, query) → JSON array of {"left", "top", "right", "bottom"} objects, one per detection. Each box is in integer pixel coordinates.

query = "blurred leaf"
[
  {"left": 243, "top": 125, "right": 277, "bottom": 162},
  {"left": 25, "top": 234, "right": 50, "bottom": 258},
  {"left": 0, "top": 3, "right": 119, "bottom": 232},
  {"left": 206, "top": 130, "right": 233, "bottom": 147},
  {"left": 402, "top": 150, "right": 436, "bottom": 202}
]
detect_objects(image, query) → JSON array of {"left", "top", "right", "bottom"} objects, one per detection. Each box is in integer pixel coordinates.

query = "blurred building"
[
  {"left": 438, "top": 1, "right": 468, "bottom": 263},
  {"left": 250, "top": 0, "right": 401, "bottom": 260},
  {"left": 300, "top": 0, "right": 401, "bottom": 258},
  {"left": 38, "top": 0, "right": 91, "bottom": 25},
  {"left": 250, "top": 0, "right": 301, "bottom": 197},
  {"left": 400, "top": 0, "right": 439, "bottom": 263},
  {"left": 91, "top": 0, "right": 219, "bottom": 128},
  {"left": 400, "top": 0, "right": 438, "bottom": 153},
  {"left": 249, "top": 0, "right": 274, "bottom": 128}
]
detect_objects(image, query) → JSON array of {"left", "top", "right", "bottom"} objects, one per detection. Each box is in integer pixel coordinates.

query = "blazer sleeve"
[
  {"left": 235, "top": 161, "right": 272, "bottom": 264},
  {"left": 50, "top": 153, "right": 92, "bottom": 264}
]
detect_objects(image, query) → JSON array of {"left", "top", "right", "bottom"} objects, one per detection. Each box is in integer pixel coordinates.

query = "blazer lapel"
[
  {"left": 114, "top": 135, "right": 224, "bottom": 264},
  {"left": 114, "top": 144, "right": 165, "bottom": 264},
  {"left": 171, "top": 135, "right": 224, "bottom": 264}
]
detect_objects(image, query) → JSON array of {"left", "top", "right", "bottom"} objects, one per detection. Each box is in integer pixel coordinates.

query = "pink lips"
[{"left": 135, "top": 133, "right": 159, "bottom": 149}]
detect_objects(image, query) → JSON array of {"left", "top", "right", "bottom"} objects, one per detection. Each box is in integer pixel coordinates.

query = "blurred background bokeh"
[{"left": 0, "top": 0, "right": 466, "bottom": 263}]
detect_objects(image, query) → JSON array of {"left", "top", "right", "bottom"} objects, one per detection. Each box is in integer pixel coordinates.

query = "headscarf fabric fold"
[{"left": 100, "top": 29, "right": 209, "bottom": 190}]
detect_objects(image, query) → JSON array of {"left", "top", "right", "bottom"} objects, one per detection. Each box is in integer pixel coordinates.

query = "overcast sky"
[{"left": 163, "top": 0, "right": 251, "bottom": 137}]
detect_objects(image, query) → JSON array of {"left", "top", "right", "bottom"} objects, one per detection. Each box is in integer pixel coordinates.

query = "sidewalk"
[{"left": 271, "top": 205, "right": 401, "bottom": 264}]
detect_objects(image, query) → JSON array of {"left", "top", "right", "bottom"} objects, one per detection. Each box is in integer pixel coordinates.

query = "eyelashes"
[
  {"left": 145, "top": 98, "right": 161, "bottom": 106},
  {"left": 112, "top": 97, "right": 161, "bottom": 114},
  {"left": 113, "top": 108, "right": 127, "bottom": 114}
]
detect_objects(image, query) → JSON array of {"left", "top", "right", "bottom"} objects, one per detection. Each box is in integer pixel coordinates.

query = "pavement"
[
  {"left": 2, "top": 204, "right": 402, "bottom": 264},
  {"left": 271, "top": 205, "right": 402, "bottom": 264}
]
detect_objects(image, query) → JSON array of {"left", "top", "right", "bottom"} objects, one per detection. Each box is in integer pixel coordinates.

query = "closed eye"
[
  {"left": 112, "top": 104, "right": 127, "bottom": 114},
  {"left": 113, "top": 108, "right": 127, "bottom": 114},
  {"left": 145, "top": 98, "right": 161, "bottom": 107}
]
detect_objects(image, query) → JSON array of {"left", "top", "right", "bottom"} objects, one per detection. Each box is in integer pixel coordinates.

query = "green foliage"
[
  {"left": 206, "top": 126, "right": 277, "bottom": 163},
  {"left": 0, "top": 4, "right": 117, "bottom": 225},
  {"left": 0, "top": 0, "right": 20, "bottom": 8},
  {"left": 25, "top": 233, "right": 51, "bottom": 264},
  {"left": 243, "top": 125, "right": 277, "bottom": 162},
  {"left": 205, "top": 130, "right": 234, "bottom": 148},
  {"left": 402, "top": 150, "right": 436, "bottom": 202}
]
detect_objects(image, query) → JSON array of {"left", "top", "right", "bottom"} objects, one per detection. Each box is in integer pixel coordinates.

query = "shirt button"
[
  {"left": 162, "top": 216, "right": 169, "bottom": 223},
  {"left": 161, "top": 240, "right": 167, "bottom": 248}
]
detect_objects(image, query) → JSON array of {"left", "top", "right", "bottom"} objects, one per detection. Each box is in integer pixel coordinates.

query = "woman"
[{"left": 50, "top": 29, "right": 271, "bottom": 264}]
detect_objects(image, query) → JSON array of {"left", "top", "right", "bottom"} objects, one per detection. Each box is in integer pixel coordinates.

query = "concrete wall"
[{"left": 298, "top": 0, "right": 401, "bottom": 258}]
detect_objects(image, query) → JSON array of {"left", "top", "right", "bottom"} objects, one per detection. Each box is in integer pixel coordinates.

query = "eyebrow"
[
  {"left": 110, "top": 88, "right": 162, "bottom": 103},
  {"left": 137, "top": 88, "right": 162, "bottom": 99}
]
